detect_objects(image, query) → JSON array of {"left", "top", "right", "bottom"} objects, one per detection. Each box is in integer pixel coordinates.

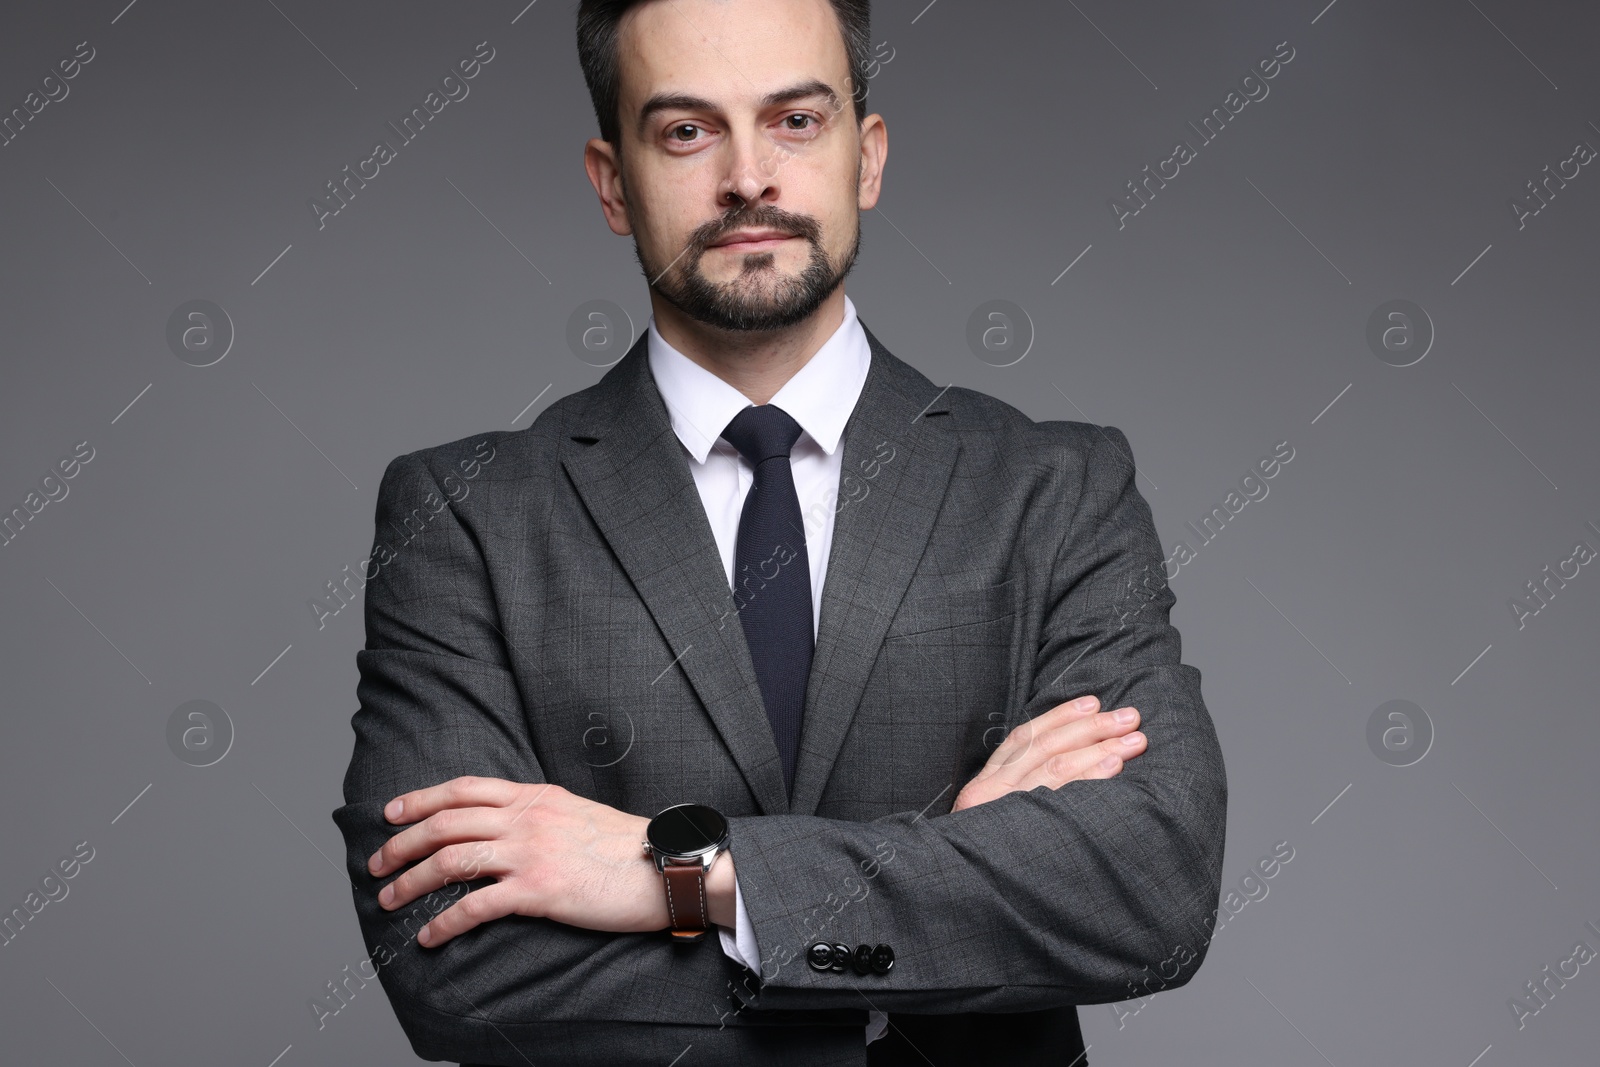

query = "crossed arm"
[
  {"left": 332, "top": 426, "right": 1225, "bottom": 1056},
  {"left": 361, "top": 692, "right": 1146, "bottom": 950}
]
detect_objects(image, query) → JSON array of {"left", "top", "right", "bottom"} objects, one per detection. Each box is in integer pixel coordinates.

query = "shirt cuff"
[{"left": 716, "top": 857, "right": 763, "bottom": 976}]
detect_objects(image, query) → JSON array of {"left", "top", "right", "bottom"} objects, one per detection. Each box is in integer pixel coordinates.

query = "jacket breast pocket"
[
  {"left": 838, "top": 579, "right": 1019, "bottom": 813},
  {"left": 885, "top": 577, "right": 1018, "bottom": 639}
]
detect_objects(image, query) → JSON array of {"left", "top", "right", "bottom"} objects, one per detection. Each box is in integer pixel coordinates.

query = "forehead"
[{"left": 616, "top": 0, "right": 851, "bottom": 118}]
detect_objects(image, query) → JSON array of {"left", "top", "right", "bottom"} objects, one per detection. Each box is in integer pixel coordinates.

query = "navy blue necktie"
[{"left": 721, "top": 404, "right": 814, "bottom": 799}]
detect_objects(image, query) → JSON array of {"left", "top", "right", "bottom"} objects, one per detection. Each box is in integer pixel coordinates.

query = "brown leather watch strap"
[{"left": 662, "top": 862, "right": 709, "bottom": 943}]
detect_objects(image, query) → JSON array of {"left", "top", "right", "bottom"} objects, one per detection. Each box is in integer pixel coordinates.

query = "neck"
[{"left": 649, "top": 288, "right": 847, "bottom": 406}]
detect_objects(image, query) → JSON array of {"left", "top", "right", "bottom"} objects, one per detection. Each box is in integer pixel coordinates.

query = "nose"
[{"left": 718, "top": 126, "right": 781, "bottom": 209}]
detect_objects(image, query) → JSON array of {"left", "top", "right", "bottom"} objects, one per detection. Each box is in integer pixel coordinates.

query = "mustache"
[{"left": 688, "top": 204, "right": 823, "bottom": 252}]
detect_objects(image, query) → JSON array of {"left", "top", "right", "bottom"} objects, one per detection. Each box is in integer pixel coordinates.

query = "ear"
[
  {"left": 584, "top": 137, "right": 633, "bottom": 236},
  {"left": 856, "top": 113, "right": 887, "bottom": 210}
]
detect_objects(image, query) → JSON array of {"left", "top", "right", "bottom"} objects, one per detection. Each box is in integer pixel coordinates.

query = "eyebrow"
[{"left": 635, "top": 79, "right": 843, "bottom": 138}]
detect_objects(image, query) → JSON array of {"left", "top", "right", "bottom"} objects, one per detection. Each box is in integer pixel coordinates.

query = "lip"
[{"left": 709, "top": 230, "right": 795, "bottom": 250}]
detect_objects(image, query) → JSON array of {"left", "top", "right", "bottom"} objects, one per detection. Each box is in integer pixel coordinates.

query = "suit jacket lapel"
[
  {"left": 788, "top": 323, "right": 959, "bottom": 817},
  {"left": 561, "top": 335, "right": 791, "bottom": 816}
]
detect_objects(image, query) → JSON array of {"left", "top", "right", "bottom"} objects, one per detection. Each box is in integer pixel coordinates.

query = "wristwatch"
[{"left": 642, "top": 803, "right": 730, "bottom": 943}]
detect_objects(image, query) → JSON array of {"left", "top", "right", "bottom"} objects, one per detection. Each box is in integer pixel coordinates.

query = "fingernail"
[
  {"left": 1122, "top": 731, "right": 1144, "bottom": 747},
  {"left": 379, "top": 884, "right": 394, "bottom": 907},
  {"left": 368, "top": 854, "right": 382, "bottom": 875},
  {"left": 385, "top": 799, "right": 403, "bottom": 820},
  {"left": 417, "top": 925, "right": 431, "bottom": 946},
  {"left": 1114, "top": 708, "right": 1136, "bottom": 724},
  {"left": 1076, "top": 696, "right": 1099, "bottom": 712},
  {"left": 1099, "top": 754, "right": 1121, "bottom": 771}
]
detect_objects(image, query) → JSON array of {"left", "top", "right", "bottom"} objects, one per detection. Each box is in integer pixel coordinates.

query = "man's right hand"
[{"left": 950, "top": 696, "right": 1146, "bottom": 812}]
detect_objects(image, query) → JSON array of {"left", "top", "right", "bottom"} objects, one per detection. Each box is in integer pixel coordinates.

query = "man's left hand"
[{"left": 367, "top": 777, "right": 670, "bottom": 947}]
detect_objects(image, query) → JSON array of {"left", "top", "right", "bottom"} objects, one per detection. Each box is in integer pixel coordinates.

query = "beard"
[{"left": 635, "top": 203, "right": 860, "bottom": 333}]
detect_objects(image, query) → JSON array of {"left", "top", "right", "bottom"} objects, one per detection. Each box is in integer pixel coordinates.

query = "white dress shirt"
[{"left": 646, "top": 293, "right": 889, "bottom": 1046}]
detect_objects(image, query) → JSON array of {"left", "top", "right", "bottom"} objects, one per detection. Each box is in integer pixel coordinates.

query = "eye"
[
  {"left": 670, "top": 124, "right": 702, "bottom": 142},
  {"left": 782, "top": 114, "right": 815, "bottom": 131}
]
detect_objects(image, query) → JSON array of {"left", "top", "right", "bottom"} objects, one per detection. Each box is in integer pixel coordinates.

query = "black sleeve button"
[
  {"left": 807, "top": 941, "right": 835, "bottom": 971},
  {"left": 870, "top": 943, "right": 895, "bottom": 975},
  {"left": 851, "top": 943, "right": 874, "bottom": 975},
  {"left": 831, "top": 942, "right": 851, "bottom": 973}
]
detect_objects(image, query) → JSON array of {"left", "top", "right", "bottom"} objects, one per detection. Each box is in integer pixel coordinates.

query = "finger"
[
  {"left": 1066, "top": 730, "right": 1147, "bottom": 781},
  {"left": 987, "top": 707, "right": 1139, "bottom": 787},
  {"left": 383, "top": 775, "right": 530, "bottom": 825},
  {"left": 370, "top": 806, "right": 508, "bottom": 876},
  {"left": 1048, "top": 731, "right": 1147, "bottom": 787},
  {"left": 381, "top": 840, "right": 505, "bottom": 912},
  {"left": 958, "top": 737, "right": 1133, "bottom": 809},
  {"left": 1077, "top": 752, "right": 1124, "bottom": 782},
  {"left": 1097, "top": 729, "right": 1146, "bottom": 767},
  {"left": 983, "top": 696, "right": 1100, "bottom": 776},
  {"left": 1036, "top": 706, "right": 1140, "bottom": 760},
  {"left": 955, "top": 739, "right": 1128, "bottom": 810},
  {"left": 414, "top": 882, "right": 522, "bottom": 948}
]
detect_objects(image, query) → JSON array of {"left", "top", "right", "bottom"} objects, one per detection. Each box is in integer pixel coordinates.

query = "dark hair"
[{"left": 576, "top": 0, "right": 872, "bottom": 149}]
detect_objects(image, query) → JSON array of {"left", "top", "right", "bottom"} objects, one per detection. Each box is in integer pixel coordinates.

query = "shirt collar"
[{"left": 646, "top": 294, "right": 871, "bottom": 464}]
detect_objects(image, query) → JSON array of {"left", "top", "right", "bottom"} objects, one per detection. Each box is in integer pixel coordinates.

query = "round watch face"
[{"left": 647, "top": 804, "right": 727, "bottom": 857}]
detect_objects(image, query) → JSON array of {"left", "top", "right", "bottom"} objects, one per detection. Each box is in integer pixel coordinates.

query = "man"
[{"left": 332, "top": 0, "right": 1227, "bottom": 1064}]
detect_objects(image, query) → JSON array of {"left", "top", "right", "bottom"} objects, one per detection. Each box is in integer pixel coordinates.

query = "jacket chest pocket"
[
  {"left": 850, "top": 579, "right": 1020, "bottom": 798},
  {"left": 885, "top": 577, "right": 1018, "bottom": 639},
  {"left": 880, "top": 579, "right": 1018, "bottom": 712}
]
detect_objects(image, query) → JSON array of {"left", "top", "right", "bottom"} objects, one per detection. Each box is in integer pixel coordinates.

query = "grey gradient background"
[{"left": 1, "top": 0, "right": 1596, "bottom": 1064}]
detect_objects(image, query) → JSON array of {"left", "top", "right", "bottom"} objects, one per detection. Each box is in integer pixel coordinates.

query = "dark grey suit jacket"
[{"left": 332, "top": 323, "right": 1227, "bottom": 1066}]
